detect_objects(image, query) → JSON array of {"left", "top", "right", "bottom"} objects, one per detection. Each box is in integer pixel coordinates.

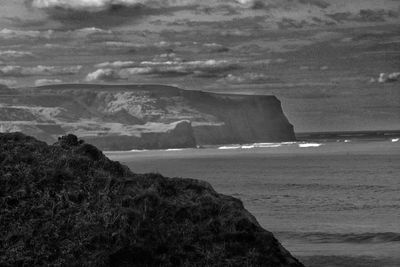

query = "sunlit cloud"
[
  {"left": 34, "top": 78, "right": 63, "bottom": 86},
  {"left": 85, "top": 68, "right": 123, "bottom": 82},
  {"left": 217, "top": 73, "right": 282, "bottom": 84},
  {"left": 95, "top": 61, "right": 136, "bottom": 68},
  {"left": 0, "top": 50, "right": 34, "bottom": 58},
  {"left": 0, "top": 79, "right": 18, "bottom": 87},
  {"left": 0, "top": 29, "right": 53, "bottom": 40},
  {"left": 373, "top": 72, "right": 400, "bottom": 83}
]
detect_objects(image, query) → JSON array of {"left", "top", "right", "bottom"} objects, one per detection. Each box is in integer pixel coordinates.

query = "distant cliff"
[
  {"left": 0, "top": 133, "right": 304, "bottom": 266},
  {"left": 0, "top": 84, "right": 295, "bottom": 150}
]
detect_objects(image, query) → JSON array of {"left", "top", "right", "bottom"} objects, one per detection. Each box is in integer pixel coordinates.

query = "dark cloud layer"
[
  {"left": 27, "top": 3, "right": 161, "bottom": 27},
  {"left": 16, "top": 0, "right": 399, "bottom": 30},
  {"left": 30, "top": 0, "right": 195, "bottom": 11},
  {"left": 23, "top": 0, "right": 205, "bottom": 27},
  {"left": 251, "top": 0, "right": 330, "bottom": 10}
]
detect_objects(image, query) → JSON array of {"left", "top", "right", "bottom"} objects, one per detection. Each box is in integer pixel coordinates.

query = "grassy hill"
[{"left": 0, "top": 133, "right": 303, "bottom": 266}]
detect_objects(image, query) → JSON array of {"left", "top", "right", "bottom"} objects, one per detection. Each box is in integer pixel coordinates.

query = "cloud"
[
  {"left": 85, "top": 68, "right": 123, "bottom": 82},
  {"left": 201, "top": 43, "right": 230, "bottom": 53},
  {"left": 118, "top": 67, "right": 153, "bottom": 76},
  {"left": 72, "top": 27, "right": 113, "bottom": 36},
  {"left": 27, "top": 0, "right": 204, "bottom": 27},
  {"left": 0, "top": 27, "right": 114, "bottom": 44},
  {"left": 85, "top": 59, "right": 240, "bottom": 82},
  {"left": 29, "top": 0, "right": 334, "bottom": 12},
  {"left": 242, "top": 58, "right": 287, "bottom": 68},
  {"left": 0, "top": 50, "right": 34, "bottom": 58},
  {"left": 328, "top": 9, "right": 399, "bottom": 23},
  {"left": 87, "top": 59, "right": 240, "bottom": 80},
  {"left": 100, "top": 41, "right": 184, "bottom": 54},
  {"left": 32, "top": 0, "right": 169, "bottom": 11},
  {"left": 103, "top": 41, "right": 139, "bottom": 48},
  {"left": 250, "top": 0, "right": 329, "bottom": 9},
  {"left": 62, "top": 27, "right": 117, "bottom": 43},
  {"left": 373, "top": 72, "right": 400, "bottom": 83},
  {"left": 218, "top": 73, "right": 281, "bottom": 84},
  {"left": 0, "top": 28, "right": 53, "bottom": 40},
  {"left": 95, "top": 61, "right": 136, "bottom": 68},
  {"left": 24, "top": 0, "right": 334, "bottom": 30},
  {"left": 0, "top": 65, "right": 82, "bottom": 77},
  {"left": 34, "top": 78, "right": 63, "bottom": 86},
  {"left": 220, "top": 29, "right": 253, "bottom": 37},
  {"left": 51, "top": 27, "right": 115, "bottom": 42},
  {"left": 0, "top": 79, "right": 18, "bottom": 87},
  {"left": 30, "top": 0, "right": 232, "bottom": 11},
  {"left": 358, "top": 9, "right": 398, "bottom": 22},
  {"left": 245, "top": 1, "right": 400, "bottom": 29},
  {"left": 141, "top": 59, "right": 239, "bottom": 77},
  {"left": 24, "top": 0, "right": 400, "bottom": 31},
  {"left": 299, "top": 66, "right": 310, "bottom": 70}
]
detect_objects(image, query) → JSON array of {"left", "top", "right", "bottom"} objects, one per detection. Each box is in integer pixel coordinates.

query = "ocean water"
[{"left": 106, "top": 138, "right": 400, "bottom": 267}]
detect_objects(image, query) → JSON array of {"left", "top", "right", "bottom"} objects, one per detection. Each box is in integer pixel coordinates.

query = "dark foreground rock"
[{"left": 0, "top": 133, "right": 303, "bottom": 267}]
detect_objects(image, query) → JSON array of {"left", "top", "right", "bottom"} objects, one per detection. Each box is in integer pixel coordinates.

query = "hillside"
[
  {"left": 0, "top": 84, "right": 295, "bottom": 150},
  {"left": 0, "top": 133, "right": 304, "bottom": 266}
]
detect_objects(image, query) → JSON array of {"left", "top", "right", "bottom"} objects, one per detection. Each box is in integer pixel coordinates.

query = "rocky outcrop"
[
  {"left": 84, "top": 120, "right": 197, "bottom": 151},
  {"left": 0, "top": 133, "right": 304, "bottom": 266},
  {"left": 0, "top": 84, "right": 295, "bottom": 150}
]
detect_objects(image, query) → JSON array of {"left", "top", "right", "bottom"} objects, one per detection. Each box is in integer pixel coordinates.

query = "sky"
[{"left": 0, "top": 0, "right": 399, "bottom": 132}]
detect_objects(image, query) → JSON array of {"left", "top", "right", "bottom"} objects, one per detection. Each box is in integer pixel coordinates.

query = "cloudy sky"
[{"left": 0, "top": 0, "right": 399, "bottom": 132}]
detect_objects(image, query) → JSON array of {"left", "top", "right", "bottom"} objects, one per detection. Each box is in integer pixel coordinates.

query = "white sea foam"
[
  {"left": 254, "top": 142, "right": 298, "bottom": 148},
  {"left": 255, "top": 143, "right": 282, "bottom": 148},
  {"left": 219, "top": 142, "right": 297, "bottom": 150},
  {"left": 299, "top": 143, "right": 323, "bottom": 148},
  {"left": 218, "top": 145, "right": 241, "bottom": 150}
]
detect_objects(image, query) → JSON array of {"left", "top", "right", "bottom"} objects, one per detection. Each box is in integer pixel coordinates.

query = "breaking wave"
[
  {"left": 298, "top": 143, "right": 323, "bottom": 148},
  {"left": 218, "top": 145, "right": 241, "bottom": 150},
  {"left": 218, "top": 142, "right": 300, "bottom": 150}
]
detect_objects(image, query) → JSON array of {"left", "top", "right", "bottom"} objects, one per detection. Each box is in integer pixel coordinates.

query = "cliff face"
[
  {"left": 0, "top": 133, "right": 304, "bottom": 266},
  {"left": 181, "top": 90, "right": 295, "bottom": 144},
  {"left": 84, "top": 120, "right": 197, "bottom": 151},
  {"left": 0, "top": 84, "right": 295, "bottom": 150}
]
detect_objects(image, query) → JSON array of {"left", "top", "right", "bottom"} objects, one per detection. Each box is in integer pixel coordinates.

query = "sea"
[{"left": 106, "top": 132, "right": 400, "bottom": 267}]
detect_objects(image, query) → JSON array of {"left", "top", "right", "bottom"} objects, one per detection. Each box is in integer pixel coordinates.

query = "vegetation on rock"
[{"left": 0, "top": 133, "right": 303, "bottom": 266}]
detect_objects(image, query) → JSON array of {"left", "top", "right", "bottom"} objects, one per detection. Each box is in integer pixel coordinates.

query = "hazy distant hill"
[{"left": 0, "top": 84, "right": 295, "bottom": 150}]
